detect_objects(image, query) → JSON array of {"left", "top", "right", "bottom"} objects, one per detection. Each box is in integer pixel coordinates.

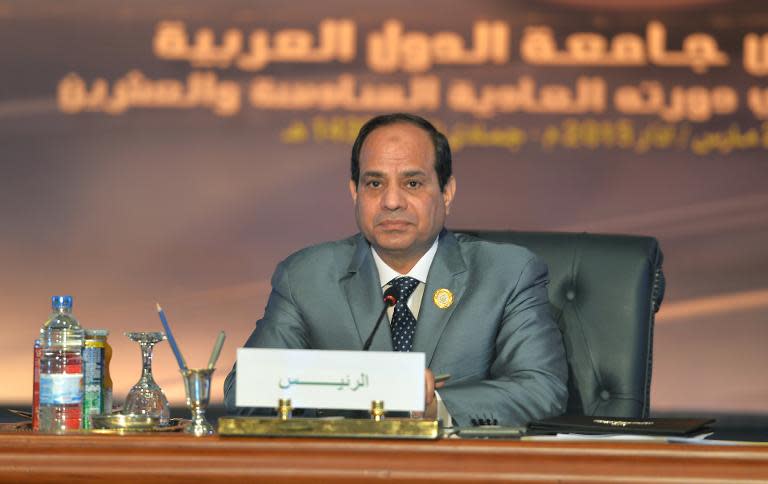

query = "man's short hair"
[{"left": 350, "top": 113, "right": 452, "bottom": 192}]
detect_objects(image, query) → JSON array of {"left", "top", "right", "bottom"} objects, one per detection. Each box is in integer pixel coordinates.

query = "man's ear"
[
  {"left": 443, "top": 176, "right": 456, "bottom": 215},
  {"left": 349, "top": 179, "right": 358, "bottom": 204}
]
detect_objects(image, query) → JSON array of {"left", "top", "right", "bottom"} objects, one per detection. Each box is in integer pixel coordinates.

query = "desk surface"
[{"left": 1, "top": 433, "right": 768, "bottom": 483}]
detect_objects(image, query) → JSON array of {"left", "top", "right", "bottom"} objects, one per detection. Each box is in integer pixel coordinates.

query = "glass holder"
[{"left": 181, "top": 368, "right": 215, "bottom": 436}]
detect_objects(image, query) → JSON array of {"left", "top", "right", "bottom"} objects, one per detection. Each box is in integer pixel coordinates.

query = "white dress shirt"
[{"left": 371, "top": 238, "right": 453, "bottom": 426}]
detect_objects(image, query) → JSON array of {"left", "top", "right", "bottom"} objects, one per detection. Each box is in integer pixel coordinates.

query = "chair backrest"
[{"left": 456, "top": 230, "right": 665, "bottom": 418}]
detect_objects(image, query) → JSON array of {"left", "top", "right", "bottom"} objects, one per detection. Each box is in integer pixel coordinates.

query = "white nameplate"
[{"left": 236, "top": 348, "right": 425, "bottom": 412}]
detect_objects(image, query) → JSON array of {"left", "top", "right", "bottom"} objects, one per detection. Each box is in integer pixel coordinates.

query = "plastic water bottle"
[
  {"left": 38, "top": 295, "right": 84, "bottom": 433},
  {"left": 32, "top": 339, "right": 41, "bottom": 431}
]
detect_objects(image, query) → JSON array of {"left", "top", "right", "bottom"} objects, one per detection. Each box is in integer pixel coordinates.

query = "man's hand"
[{"left": 422, "top": 368, "right": 446, "bottom": 419}]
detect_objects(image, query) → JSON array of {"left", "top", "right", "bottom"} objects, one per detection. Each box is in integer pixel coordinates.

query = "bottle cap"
[
  {"left": 51, "top": 295, "right": 73, "bottom": 311},
  {"left": 85, "top": 329, "right": 109, "bottom": 338}
]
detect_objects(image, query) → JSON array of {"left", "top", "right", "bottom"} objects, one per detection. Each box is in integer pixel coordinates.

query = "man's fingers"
[
  {"left": 434, "top": 373, "right": 449, "bottom": 390},
  {"left": 424, "top": 369, "right": 436, "bottom": 405}
]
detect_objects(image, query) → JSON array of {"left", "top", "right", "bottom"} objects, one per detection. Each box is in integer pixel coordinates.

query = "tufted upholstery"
[{"left": 455, "top": 230, "right": 665, "bottom": 418}]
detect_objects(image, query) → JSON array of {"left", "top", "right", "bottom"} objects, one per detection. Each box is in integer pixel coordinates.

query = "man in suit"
[{"left": 224, "top": 113, "right": 567, "bottom": 426}]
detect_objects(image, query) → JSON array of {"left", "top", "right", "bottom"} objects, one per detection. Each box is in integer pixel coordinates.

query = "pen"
[
  {"left": 207, "top": 331, "right": 226, "bottom": 370},
  {"left": 434, "top": 373, "right": 451, "bottom": 383}
]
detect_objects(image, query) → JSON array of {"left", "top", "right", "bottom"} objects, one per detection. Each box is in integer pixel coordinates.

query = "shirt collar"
[{"left": 371, "top": 237, "right": 439, "bottom": 287}]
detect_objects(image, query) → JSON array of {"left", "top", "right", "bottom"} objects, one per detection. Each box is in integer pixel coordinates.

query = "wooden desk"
[{"left": 1, "top": 433, "right": 767, "bottom": 483}]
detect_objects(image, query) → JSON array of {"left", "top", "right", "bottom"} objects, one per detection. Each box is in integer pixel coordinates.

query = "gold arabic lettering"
[
  {"left": 57, "top": 70, "right": 241, "bottom": 116},
  {"left": 744, "top": 33, "right": 768, "bottom": 76},
  {"left": 366, "top": 19, "right": 509, "bottom": 73},
  {"left": 614, "top": 81, "right": 738, "bottom": 122},
  {"left": 249, "top": 74, "right": 439, "bottom": 111},
  {"left": 447, "top": 76, "right": 606, "bottom": 118},
  {"left": 520, "top": 21, "right": 727, "bottom": 73},
  {"left": 154, "top": 19, "right": 356, "bottom": 71},
  {"left": 690, "top": 123, "right": 762, "bottom": 155},
  {"left": 748, "top": 86, "right": 768, "bottom": 119}
]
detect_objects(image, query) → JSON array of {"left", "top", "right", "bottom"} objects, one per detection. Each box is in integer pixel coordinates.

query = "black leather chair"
[{"left": 456, "top": 230, "right": 665, "bottom": 418}]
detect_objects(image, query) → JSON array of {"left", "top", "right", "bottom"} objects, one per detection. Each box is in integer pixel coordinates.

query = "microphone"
[{"left": 362, "top": 285, "right": 398, "bottom": 351}]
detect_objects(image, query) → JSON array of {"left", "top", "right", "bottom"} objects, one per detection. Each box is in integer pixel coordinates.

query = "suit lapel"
[
  {"left": 342, "top": 235, "right": 393, "bottom": 351},
  {"left": 412, "top": 230, "right": 467, "bottom": 366}
]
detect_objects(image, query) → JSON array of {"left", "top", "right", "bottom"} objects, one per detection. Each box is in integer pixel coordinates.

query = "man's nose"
[{"left": 381, "top": 185, "right": 406, "bottom": 210}]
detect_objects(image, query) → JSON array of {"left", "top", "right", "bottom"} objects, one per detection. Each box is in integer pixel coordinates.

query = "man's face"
[{"left": 349, "top": 123, "right": 456, "bottom": 269}]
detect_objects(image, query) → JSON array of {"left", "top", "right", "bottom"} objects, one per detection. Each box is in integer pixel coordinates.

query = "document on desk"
[
  {"left": 527, "top": 415, "right": 715, "bottom": 437},
  {"left": 522, "top": 432, "right": 713, "bottom": 443}
]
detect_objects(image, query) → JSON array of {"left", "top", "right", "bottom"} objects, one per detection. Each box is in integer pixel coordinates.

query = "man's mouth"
[{"left": 377, "top": 220, "right": 412, "bottom": 230}]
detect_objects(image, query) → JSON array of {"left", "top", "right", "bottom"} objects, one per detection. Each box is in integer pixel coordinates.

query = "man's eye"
[
  {"left": 407, "top": 180, "right": 422, "bottom": 188},
  {"left": 367, "top": 180, "right": 381, "bottom": 188}
]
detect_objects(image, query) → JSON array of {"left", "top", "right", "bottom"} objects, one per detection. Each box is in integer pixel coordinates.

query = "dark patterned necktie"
[{"left": 389, "top": 276, "right": 420, "bottom": 352}]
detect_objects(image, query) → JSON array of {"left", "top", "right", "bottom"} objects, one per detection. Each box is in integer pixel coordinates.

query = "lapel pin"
[{"left": 433, "top": 288, "right": 454, "bottom": 309}]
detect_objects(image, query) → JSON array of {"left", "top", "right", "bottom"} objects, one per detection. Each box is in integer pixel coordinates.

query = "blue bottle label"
[{"left": 39, "top": 373, "right": 83, "bottom": 405}]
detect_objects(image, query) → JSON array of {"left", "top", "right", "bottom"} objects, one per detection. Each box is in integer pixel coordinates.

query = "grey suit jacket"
[{"left": 224, "top": 229, "right": 568, "bottom": 426}]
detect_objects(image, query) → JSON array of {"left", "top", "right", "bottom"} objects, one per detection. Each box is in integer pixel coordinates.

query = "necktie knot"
[{"left": 389, "top": 276, "right": 419, "bottom": 302}]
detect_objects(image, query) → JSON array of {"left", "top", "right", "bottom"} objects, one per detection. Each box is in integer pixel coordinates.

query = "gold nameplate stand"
[{"left": 218, "top": 399, "right": 440, "bottom": 439}]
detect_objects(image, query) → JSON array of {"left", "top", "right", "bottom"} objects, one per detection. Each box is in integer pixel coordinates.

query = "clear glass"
[
  {"left": 123, "top": 332, "right": 170, "bottom": 425},
  {"left": 181, "top": 368, "right": 214, "bottom": 436}
]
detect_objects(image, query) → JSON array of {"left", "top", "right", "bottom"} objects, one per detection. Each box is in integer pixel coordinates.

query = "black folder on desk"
[{"left": 528, "top": 416, "right": 715, "bottom": 437}]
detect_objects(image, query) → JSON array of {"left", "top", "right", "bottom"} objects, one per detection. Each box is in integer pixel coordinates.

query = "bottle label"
[
  {"left": 82, "top": 345, "right": 104, "bottom": 422},
  {"left": 39, "top": 373, "right": 83, "bottom": 405}
]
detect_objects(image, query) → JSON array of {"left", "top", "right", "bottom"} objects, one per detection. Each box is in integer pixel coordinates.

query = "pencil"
[{"left": 155, "top": 302, "right": 188, "bottom": 371}]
